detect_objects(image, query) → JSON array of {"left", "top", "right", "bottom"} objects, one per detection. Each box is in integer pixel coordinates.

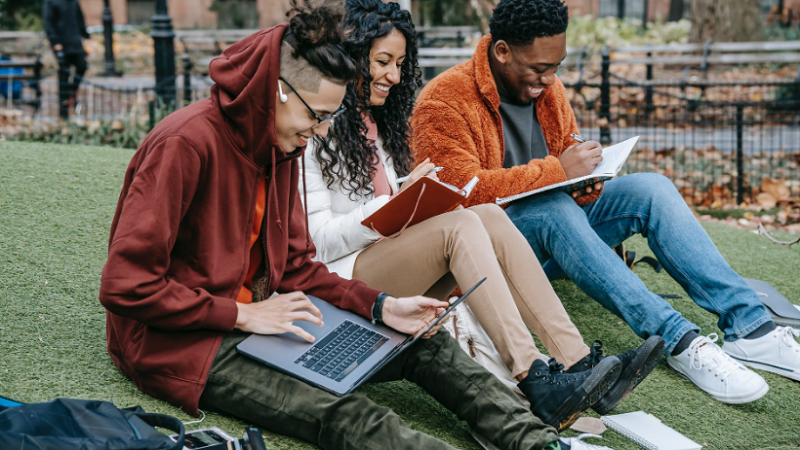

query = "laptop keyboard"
[{"left": 295, "top": 320, "right": 389, "bottom": 382}]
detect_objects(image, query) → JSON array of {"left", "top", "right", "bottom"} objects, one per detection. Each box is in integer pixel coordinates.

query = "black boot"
[
  {"left": 566, "top": 336, "right": 665, "bottom": 415},
  {"left": 518, "top": 356, "right": 621, "bottom": 431}
]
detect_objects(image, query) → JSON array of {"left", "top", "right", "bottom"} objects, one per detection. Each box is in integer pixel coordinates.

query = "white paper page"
[
  {"left": 461, "top": 176, "right": 480, "bottom": 197},
  {"left": 592, "top": 136, "right": 639, "bottom": 176}
]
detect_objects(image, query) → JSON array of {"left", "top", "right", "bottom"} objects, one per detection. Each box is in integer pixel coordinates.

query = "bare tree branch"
[{"left": 758, "top": 223, "right": 800, "bottom": 247}]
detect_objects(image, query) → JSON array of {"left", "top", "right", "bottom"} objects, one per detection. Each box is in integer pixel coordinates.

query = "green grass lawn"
[{"left": 1, "top": 141, "right": 799, "bottom": 450}]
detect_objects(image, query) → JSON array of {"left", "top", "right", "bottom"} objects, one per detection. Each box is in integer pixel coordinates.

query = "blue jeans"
[{"left": 505, "top": 173, "right": 772, "bottom": 354}]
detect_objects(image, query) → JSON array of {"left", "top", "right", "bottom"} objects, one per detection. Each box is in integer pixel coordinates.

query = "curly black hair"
[
  {"left": 489, "top": 0, "right": 569, "bottom": 47},
  {"left": 314, "top": 0, "right": 422, "bottom": 200}
]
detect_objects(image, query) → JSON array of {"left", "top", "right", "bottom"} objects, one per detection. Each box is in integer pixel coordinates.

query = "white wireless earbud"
[{"left": 278, "top": 81, "right": 289, "bottom": 103}]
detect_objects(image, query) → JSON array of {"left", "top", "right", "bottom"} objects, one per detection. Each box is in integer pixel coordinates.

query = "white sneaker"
[
  {"left": 667, "top": 333, "right": 768, "bottom": 404},
  {"left": 723, "top": 326, "right": 800, "bottom": 381}
]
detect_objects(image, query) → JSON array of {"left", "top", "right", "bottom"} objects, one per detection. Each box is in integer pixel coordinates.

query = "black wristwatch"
[{"left": 372, "top": 292, "right": 390, "bottom": 324}]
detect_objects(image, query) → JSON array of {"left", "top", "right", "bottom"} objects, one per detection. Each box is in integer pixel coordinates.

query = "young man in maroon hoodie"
[{"left": 97, "top": 3, "right": 598, "bottom": 450}]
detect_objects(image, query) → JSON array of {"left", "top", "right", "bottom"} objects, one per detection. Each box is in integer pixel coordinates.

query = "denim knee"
[
  {"left": 506, "top": 192, "right": 588, "bottom": 236},
  {"left": 621, "top": 173, "right": 682, "bottom": 203}
]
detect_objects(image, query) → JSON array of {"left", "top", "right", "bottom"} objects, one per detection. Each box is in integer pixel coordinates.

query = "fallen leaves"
[
  {"left": 756, "top": 192, "right": 778, "bottom": 209},
  {"left": 759, "top": 177, "right": 792, "bottom": 206}
]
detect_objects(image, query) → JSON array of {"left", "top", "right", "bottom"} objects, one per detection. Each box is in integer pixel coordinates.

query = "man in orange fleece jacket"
[{"left": 412, "top": 0, "right": 800, "bottom": 405}]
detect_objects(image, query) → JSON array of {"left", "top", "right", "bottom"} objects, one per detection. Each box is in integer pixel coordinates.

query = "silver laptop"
[{"left": 236, "top": 278, "right": 486, "bottom": 396}]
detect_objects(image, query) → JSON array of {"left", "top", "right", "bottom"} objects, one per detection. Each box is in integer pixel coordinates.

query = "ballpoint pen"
[
  {"left": 396, "top": 166, "right": 443, "bottom": 184},
  {"left": 570, "top": 133, "right": 586, "bottom": 143}
]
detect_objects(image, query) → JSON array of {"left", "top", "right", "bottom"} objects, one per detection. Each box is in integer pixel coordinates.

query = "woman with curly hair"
[{"left": 301, "top": 0, "right": 663, "bottom": 432}]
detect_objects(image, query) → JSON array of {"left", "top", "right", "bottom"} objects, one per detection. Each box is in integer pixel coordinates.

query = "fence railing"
[{"left": 3, "top": 41, "right": 798, "bottom": 209}]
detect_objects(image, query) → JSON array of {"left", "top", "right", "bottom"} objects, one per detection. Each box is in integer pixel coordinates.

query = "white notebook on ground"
[{"left": 601, "top": 411, "right": 702, "bottom": 450}]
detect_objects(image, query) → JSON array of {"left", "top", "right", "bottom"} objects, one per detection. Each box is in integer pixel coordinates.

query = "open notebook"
[
  {"left": 361, "top": 176, "right": 479, "bottom": 236},
  {"left": 496, "top": 136, "right": 639, "bottom": 205},
  {"left": 602, "top": 411, "right": 702, "bottom": 450}
]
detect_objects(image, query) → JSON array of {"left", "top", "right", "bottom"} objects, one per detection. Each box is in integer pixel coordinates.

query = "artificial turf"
[{"left": 1, "top": 141, "right": 798, "bottom": 450}]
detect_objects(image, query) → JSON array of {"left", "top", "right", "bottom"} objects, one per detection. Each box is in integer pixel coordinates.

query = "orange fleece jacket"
[{"left": 410, "top": 34, "right": 601, "bottom": 207}]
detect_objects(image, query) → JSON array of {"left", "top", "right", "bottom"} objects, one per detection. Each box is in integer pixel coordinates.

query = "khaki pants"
[{"left": 353, "top": 204, "right": 590, "bottom": 378}]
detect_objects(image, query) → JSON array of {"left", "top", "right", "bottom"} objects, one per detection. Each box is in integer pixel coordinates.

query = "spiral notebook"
[
  {"left": 601, "top": 411, "right": 702, "bottom": 450},
  {"left": 495, "top": 136, "right": 639, "bottom": 205}
]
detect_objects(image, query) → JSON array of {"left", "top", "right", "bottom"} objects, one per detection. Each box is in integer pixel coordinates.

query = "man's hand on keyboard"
[
  {"left": 234, "top": 291, "right": 324, "bottom": 342},
  {"left": 381, "top": 296, "right": 449, "bottom": 338}
]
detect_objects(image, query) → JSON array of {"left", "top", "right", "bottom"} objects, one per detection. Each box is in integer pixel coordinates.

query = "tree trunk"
[
  {"left": 468, "top": 0, "right": 498, "bottom": 32},
  {"left": 690, "top": 0, "right": 764, "bottom": 42},
  {"left": 668, "top": 0, "right": 684, "bottom": 22}
]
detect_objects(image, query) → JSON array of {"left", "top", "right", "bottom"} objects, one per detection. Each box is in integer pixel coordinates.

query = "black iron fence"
[
  {"left": 566, "top": 83, "right": 800, "bottom": 207},
  {"left": 4, "top": 46, "right": 799, "bottom": 209},
  {"left": 558, "top": 45, "right": 800, "bottom": 207}
]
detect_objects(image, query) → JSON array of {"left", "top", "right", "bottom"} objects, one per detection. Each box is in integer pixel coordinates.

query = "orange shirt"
[{"left": 236, "top": 176, "right": 267, "bottom": 304}]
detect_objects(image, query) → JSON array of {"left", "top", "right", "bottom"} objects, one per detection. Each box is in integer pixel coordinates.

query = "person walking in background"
[{"left": 42, "top": 0, "right": 89, "bottom": 119}]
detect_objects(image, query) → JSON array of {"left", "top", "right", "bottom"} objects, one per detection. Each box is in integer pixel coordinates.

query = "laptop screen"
[{"left": 411, "top": 277, "right": 487, "bottom": 340}]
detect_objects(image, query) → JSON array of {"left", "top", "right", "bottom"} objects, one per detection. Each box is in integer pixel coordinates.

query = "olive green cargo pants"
[{"left": 200, "top": 330, "right": 558, "bottom": 450}]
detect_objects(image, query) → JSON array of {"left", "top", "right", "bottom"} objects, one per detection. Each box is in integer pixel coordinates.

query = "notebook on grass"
[
  {"left": 496, "top": 136, "right": 639, "bottom": 205},
  {"left": 601, "top": 411, "right": 701, "bottom": 450},
  {"left": 745, "top": 278, "right": 800, "bottom": 329},
  {"left": 362, "top": 176, "right": 479, "bottom": 236}
]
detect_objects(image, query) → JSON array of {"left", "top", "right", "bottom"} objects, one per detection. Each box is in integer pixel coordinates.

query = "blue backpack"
[{"left": 0, "top": 395, "right": 185, "bottom": 450}]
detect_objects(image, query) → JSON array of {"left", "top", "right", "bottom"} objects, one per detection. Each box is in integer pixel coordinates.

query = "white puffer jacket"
[{"left": 299, "top": 136, "right": 398, "bottom": 279}]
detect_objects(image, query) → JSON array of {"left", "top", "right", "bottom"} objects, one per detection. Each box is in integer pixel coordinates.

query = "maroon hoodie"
[{"left": 99, "top": 23, "right": 381, "bottom": 415}]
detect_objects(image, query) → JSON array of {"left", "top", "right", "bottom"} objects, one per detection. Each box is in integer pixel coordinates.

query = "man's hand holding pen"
[{"left": 559, "top": 134, "right": 604, "bottom": 199}]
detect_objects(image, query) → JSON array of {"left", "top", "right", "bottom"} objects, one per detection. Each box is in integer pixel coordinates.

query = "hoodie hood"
[{"left": 209, "top": 24, "right": 289, "bottom": 168}]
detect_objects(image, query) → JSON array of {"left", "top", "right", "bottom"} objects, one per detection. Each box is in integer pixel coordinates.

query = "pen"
[
  {"left": 570, "top": 133, "right": 586, "bottom": 143},
  {"left": 396, "top": 166, "right": 443, "bottom": 184}
]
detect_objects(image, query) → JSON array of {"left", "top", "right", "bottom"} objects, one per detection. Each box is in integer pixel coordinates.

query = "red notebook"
[{"left": 361, "top": 176, "right": 479, "bottom": 237}]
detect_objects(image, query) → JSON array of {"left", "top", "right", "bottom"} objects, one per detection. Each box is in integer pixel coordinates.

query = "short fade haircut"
[{"left": 489, "top": 0, "right": 569, "bottom": 47}]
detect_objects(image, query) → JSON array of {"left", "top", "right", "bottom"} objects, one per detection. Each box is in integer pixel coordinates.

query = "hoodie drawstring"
[
  {"left": 271, "top": 146, "right": 283, "bottom": 234},
  {"left": 301, "top": 155, "right": 311, "bottom": 253}
]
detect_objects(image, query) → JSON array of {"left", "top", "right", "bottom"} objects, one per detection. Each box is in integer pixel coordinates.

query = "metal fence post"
[
  {"left": 182, "top": 53, "right": 192, "bottom": 107},
  {"left": 736, "top": 104, "right": 745, "bottom": 205},
  {"left": 645, "top": 49, "right": 653, "bottom": 119},
  {"left": 600, "top": 46, "right": 611, "bottom": 145},
  {"left": 149, "top": 100, "right": 156, "bottom": 130},
  {"left": 57, "top": 54, "right": 69, "bottom": 119},
  {"left": 100, "top": 0, "right": 122, "bottom": 77},
  {"left": 641, "top": 0, "right": 649, "bottom": 27},
  {"left": 152, "top": 0, "right": 176, "bottom": 108},
  {"left": 33, "top": 55, "right": 42, "bottom": 111}
]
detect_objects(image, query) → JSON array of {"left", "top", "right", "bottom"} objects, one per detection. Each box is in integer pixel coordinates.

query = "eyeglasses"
[{"left": 279, "top": 77, "right": 346, "bottom": 125}]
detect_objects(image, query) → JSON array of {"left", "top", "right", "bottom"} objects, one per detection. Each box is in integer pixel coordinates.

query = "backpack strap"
[
  {"left": 613, "top": 243, "right": 663, "bottom": 272},
  {"left": 134, "top": 412, "right": 186, "bottom": 450},
  {"left": 0, "top": 395, "right": 23, "bottom": 411}
]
